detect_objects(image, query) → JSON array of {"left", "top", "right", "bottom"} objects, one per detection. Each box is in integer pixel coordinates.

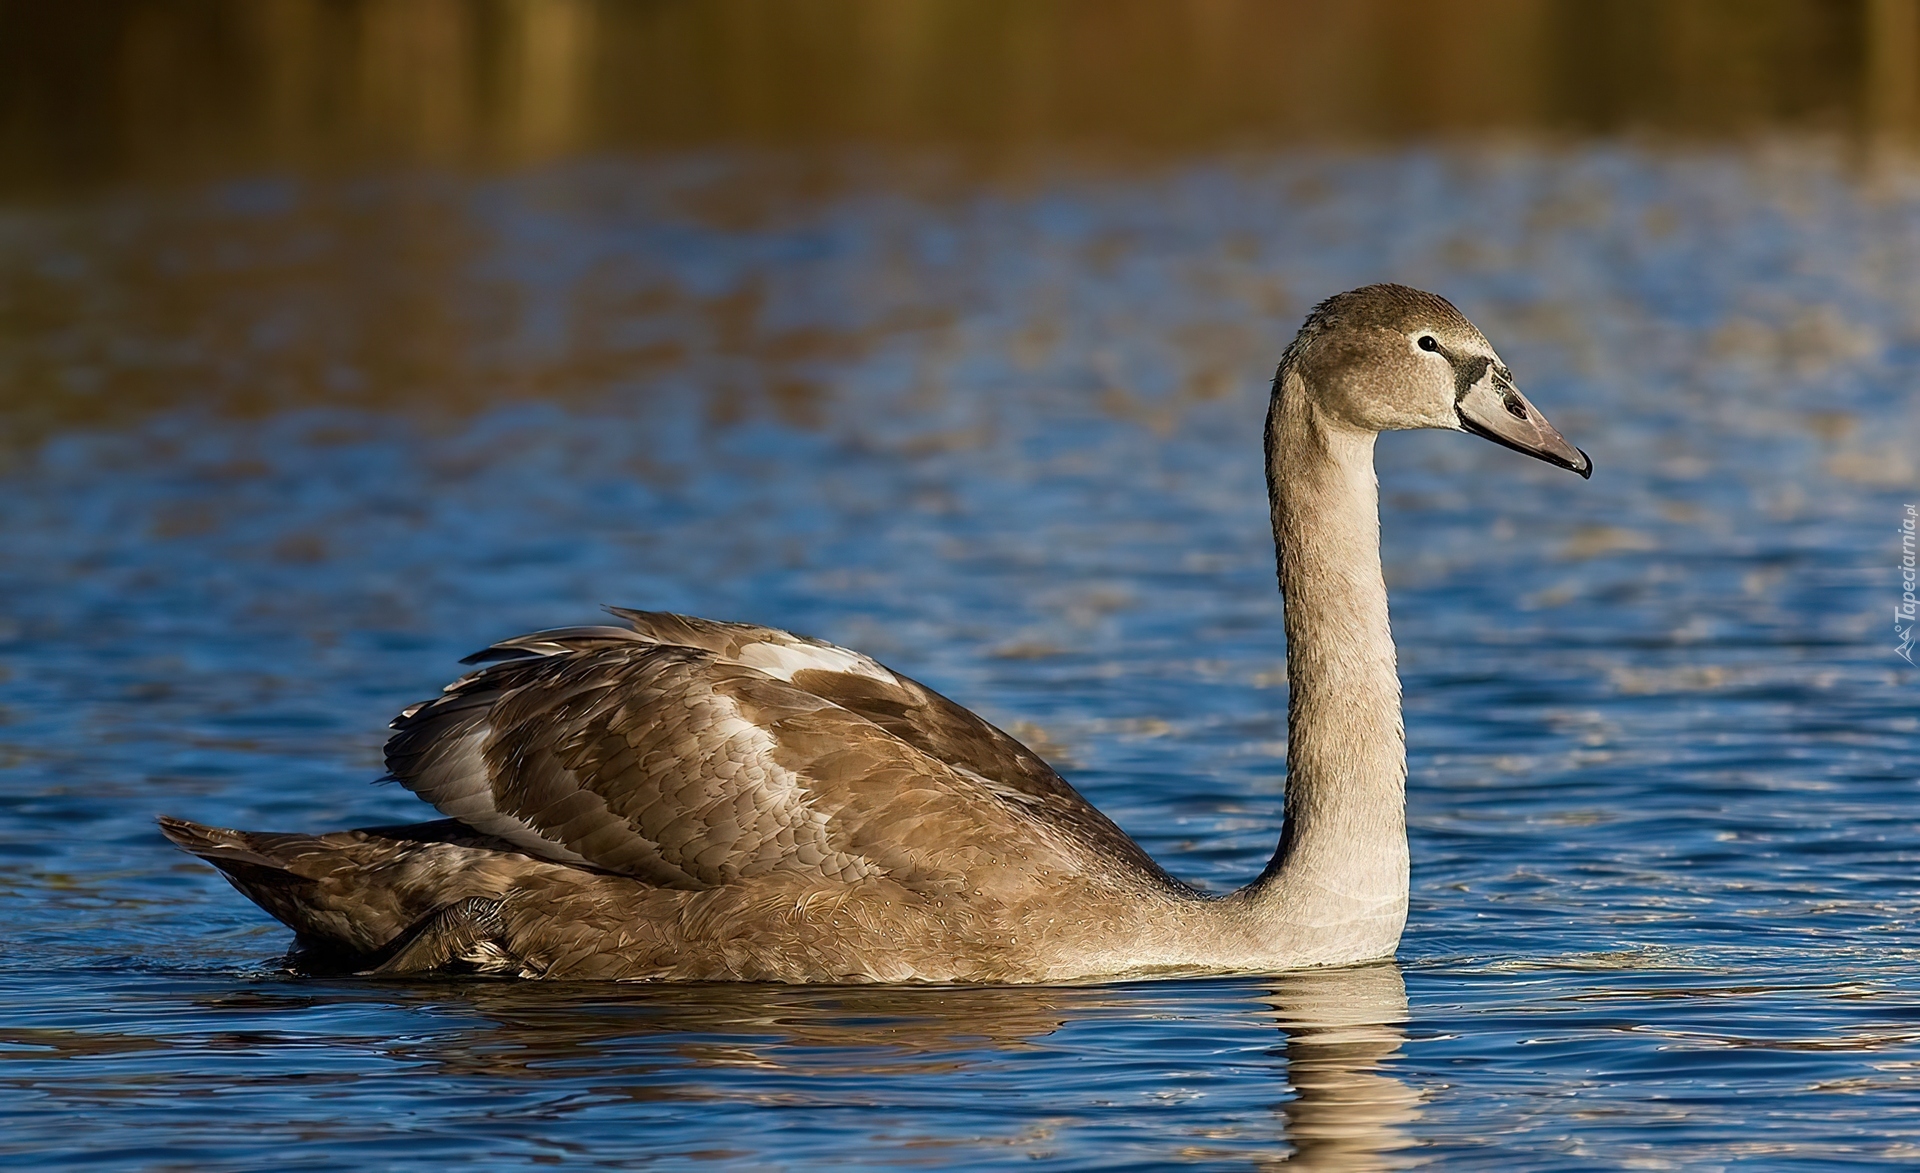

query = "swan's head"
[{"left": 1278, "top": 284, "right": 1591, "bottom": 478}]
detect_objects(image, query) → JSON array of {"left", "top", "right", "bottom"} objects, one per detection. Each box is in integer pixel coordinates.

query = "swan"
[{"left": 161, "top": 284, "right": 1590, "bottom": 983}]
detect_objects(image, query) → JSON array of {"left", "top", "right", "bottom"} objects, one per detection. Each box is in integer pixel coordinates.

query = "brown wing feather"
[
  {"left": 385, "top": 634, "right": 1120, "bottom": 895},
  {"left": 606, "top": 609, "right": 1180, "bottom": 884}
]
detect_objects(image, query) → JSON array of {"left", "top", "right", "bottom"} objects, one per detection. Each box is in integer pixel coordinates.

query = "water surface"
[{"left": 3, "top": 143, "right": 1918, "bottom": 1168}]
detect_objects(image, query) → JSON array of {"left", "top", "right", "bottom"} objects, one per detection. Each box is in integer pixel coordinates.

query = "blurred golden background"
[
  {"left": 7, "top": 0, "right": 1920, "bottom": 449},
  {"left": 5, "top": 0, "right": 1920, "bottom": 194}
]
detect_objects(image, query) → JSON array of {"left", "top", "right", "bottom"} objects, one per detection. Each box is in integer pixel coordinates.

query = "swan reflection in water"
[
  {"left": 1259, "top": 964, "right": 1422, "bottom": 1170},
  {"left": 190, "top": 963, "right": 1418, "bottom": 1165}
]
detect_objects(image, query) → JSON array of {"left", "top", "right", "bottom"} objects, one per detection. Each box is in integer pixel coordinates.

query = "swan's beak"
[{"left": 1456, "top": 367, "right": 1592, "bottom": 479}]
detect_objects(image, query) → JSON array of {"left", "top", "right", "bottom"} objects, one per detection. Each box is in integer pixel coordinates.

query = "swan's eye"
[{"left": 1417, "top": 335, "right": 1439, "bottom": 352}]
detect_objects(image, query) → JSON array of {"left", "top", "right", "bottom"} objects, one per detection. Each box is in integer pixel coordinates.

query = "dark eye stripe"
[{"left": 1453, "top": 354, "right": 1492, "bottom": 402}]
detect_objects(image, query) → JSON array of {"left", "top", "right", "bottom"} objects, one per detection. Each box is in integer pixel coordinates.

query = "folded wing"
[{"left": 383, "top": 611, "right": 1175, "bottom": 894}]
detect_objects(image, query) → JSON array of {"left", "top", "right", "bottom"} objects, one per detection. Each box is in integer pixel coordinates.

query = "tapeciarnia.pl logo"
[{"left": 1899, "top": 503, "right": 1917, "bottom": 665}]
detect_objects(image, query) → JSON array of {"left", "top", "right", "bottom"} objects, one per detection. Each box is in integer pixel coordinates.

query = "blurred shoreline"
[{"left": 5, "top": 0, "right": 1919, "bottom": 197}]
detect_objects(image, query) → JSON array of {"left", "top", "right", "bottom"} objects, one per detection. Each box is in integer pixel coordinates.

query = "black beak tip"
[{"left": 1572, "top": 447, "right": 1593, "bottom": 479}]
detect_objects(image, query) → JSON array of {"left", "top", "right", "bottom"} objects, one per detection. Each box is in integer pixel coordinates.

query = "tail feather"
[
  {"left": 157, "top": 815, "right": 525, "bottom": 969},
  {"left": 157, "top": 815, "right": 287, "bottom": 871}
]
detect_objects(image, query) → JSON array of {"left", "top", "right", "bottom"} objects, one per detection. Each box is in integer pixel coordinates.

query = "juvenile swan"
[{"left": 162, "top": 285, "right": 1590, "bottom": 983}]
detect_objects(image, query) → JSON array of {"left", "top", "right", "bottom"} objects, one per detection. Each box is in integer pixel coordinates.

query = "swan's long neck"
[{"left": 1238, "top": 365, "right": 1409, "bottom": 960}]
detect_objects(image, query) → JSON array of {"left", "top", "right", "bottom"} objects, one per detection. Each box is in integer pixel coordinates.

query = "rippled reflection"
[
  {"left": 1263, "top": 965, "right": 1418, "bottom": 1171},
  {"left": 0, "top": 968, "right": 1421, "bottom": 1168}
]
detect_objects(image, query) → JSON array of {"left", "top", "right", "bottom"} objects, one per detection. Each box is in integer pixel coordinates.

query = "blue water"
[{"left": 3, "top": 144, "right": 1918, "bottom": 1168}]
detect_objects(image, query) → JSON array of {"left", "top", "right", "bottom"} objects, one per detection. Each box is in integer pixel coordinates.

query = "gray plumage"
[{"left": 162, "top": 284, "right": 1588, "bottom": 983}]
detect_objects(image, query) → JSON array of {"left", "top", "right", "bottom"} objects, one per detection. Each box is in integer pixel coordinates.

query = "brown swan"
[{"left": 161, "top": 284, "right": 1590, "bottom": 983}]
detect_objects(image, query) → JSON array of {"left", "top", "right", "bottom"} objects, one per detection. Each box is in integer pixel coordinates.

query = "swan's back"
[
  {"left": 165, "top": 610, "right": 1185, "bottom": 981},
  {"left": 390, "top": 609, "right": 1174, "bottom": 886}
]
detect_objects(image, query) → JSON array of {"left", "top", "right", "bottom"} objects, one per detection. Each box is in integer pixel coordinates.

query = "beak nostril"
[{"left": 1462, "top": 369, "right": 1585, "bottom": 476}]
